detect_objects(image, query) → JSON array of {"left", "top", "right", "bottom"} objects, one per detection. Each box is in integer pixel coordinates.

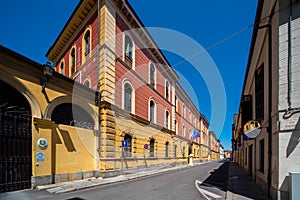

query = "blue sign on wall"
[
  {"left": 36, "top": 152, "right": 44, "bottom": 162},
  {"left": 122, "top": 140, "right": 128, "bottom": 148}
]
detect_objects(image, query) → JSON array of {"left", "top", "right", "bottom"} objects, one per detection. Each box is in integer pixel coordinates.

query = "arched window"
[
  {"left": 84, "top": 30, "right": 90, "bottom": 55},
  {"left": 51, "top": 103, "right": 94, "bottom": 130},
  {"left": 149, "top": 100, "right": 155, "bottom": 123},
  {"left": 70, "top": 47, "right": 76, "bottom": 75},
  {"left": 60, "top": 61, "right": 65, "bottom": 75},
  {"left": 124, "top": 35, "right": 133, "bottom": 61},
  {"left": 124, "top": 134, "right": 132, "bottom": 157},
  {"left": 84, "top": 79, "right": 90, "bottom": 88},
  {"left": 124, "top": 82, "right": 133, "bottom": 113},
  {"left": 165, "top": 110, "right": 169, "bottom": 129},
  {"left": 165, "top": 80, "right": 169, "bottom": 100},
  {"left": 150, "top": 63, "right": 155, "bottom": 87},
  {"left": 150, "top": 139, "right": 155, "bottom": 157}
]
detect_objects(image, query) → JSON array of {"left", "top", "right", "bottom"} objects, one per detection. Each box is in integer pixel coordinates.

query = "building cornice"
[{"left": 46, "top": 0, "right": 98, "bottom": 61}]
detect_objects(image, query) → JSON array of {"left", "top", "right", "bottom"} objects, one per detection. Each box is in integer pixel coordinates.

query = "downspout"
[
  {"left": 287, "top": 0, "right": 292, "bottom": 109},
  {"left": 283, "top": 0, "right": 300, "bottom": 119}
]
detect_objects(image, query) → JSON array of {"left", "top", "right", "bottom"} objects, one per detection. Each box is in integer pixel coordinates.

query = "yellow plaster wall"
[{"left": 33, "top": 119, "right": 98, "bottom": 177}]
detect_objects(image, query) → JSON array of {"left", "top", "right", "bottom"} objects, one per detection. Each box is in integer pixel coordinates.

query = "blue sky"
[{"left": 0, "top": 1, "right": 258, "bottom": 150}]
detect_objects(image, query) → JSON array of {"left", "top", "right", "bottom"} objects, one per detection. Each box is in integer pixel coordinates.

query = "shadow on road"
[{"left": 200, "top": 160, "right": 230, "bottom": 191}]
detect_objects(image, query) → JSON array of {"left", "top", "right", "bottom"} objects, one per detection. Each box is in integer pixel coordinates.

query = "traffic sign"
[
  {"left": 122, "top": 140, "right": 128, "bottom": 148},
  {"left": 144, "top": 144, "right": 148, "bottom": 149}
]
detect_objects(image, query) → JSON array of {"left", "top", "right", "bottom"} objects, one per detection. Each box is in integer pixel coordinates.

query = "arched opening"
[
  {"left": 0, "top": 80, "right": 32, "bottom": 192},
  {"left": 83, "top": 79, "right": 90, "bottom": 88},
  {"left": 51, "top": 103, "right": 94, "bottom": 130},
  {"left": 149, "top": 63, "right": 155, "bottom": 88},
  {"left": 84, "top": 30, "right": 91, "bottom": 56},
  {"left": 123, "top": 82, "right": 133, "bottom": 113},
  {"left": 149, "top": 99, "right": 155, "bottom": 123}
]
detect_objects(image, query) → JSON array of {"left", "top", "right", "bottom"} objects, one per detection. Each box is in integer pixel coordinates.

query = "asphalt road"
[{"left": 0, "top": 161, "right": 229, "bottom": 200}]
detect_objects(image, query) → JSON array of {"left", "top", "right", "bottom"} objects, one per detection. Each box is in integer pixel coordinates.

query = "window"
[
  {"left": 165, "top": 142, "right": 169, "bottom": 158},
  {"left": 150, "top": 139, "right": 155, "bottom": 157},
  {"left": 165, "top": 80, "right": 169, "bottom": 100},
  {"left": 183, "top": 125, "right": 186, "bottom": 137},
  {"left": 124, "top": 82, "right": 133, "bottom": 113},
  {"left": 182, "top": 146, "right": 186, "bottom": 157},
  {"left": 183, "top": 105, "right": 186, "bottom": 118},
  {"left": 84, "top": 30, "right": 91, "bottom": 55},
  {"left": 255, "top": 64, "right": 264, "bottom": 121},
  {"left": 51, "top": 103, "right": 94, "bottom": 130},
  {"left": 84, "top": 79, "right": 90, "bottom": 88},
  {"left": 70, "top": 47, "right": 76, "bottom": 75},
  {"left": 60, "top": 61, "right": 65, "bottom": 75},
  {"left": 149, "top": 100, "right": 155, "bottom": 123},
  {"left": 124, "top": 35, "right": 133, "bottom": 61},
  {"left": 259, "top": 139, "right": 264, "bottom": 172},
  {"left": 165, "top": 110, "right": 169, "bottom": 129},
  {"left": 124, "top": 134, "right": 132, "bottom": 157},
  {"left": 175, "top": 119, "right": 177, "bottom": 133},
  {"left": 150, "top": 63, "right": 155, "bottom": 88}
]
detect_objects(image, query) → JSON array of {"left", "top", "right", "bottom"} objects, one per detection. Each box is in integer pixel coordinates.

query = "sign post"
[{"left": 121, "top": 140, "right": 128, "bottom": 174}]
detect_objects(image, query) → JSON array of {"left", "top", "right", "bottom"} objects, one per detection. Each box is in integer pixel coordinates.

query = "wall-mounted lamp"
[{"left": 41, "top": 62, "right": 54, "bottom": 92}]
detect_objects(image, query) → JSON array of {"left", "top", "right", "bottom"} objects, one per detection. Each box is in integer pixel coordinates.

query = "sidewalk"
[
  {"left": 36, "top": 161, "right": 209, "bottom": 194},
  {"left": 226, "top": 162, "right": 269, "bottom": 200}
]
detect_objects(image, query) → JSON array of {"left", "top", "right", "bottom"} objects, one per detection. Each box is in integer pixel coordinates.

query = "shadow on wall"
[
  {"left": 286, "top": 117, "right": 300, "bottom": 157},
  {"left": 60, "top": 129, "right": 76, "bottom": 152},
  {"left": 279, "top": 176, "right": 289, "bottom": 200}
]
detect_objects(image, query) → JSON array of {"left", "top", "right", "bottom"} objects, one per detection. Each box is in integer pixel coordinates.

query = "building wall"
[
  {"left": 0, "top": 46, "right": 100, "bottom": 187},
  {"left": 46, "top": 0, "right": 211, "bottom": 175},
  {"left": 232, "top": 0, "right": 300, "bottom": 199},
  {"left": 277, "top": 1, "right": 300, "bottom": 199}
]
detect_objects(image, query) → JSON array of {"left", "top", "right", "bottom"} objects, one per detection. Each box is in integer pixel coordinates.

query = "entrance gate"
[{"left": 0, "top": 81, "right": 32, "bottom": 192}]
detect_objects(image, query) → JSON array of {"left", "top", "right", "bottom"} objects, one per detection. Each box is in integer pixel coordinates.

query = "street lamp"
[{"left": 41, "top": 62, "right": 54, "bottom": 92}]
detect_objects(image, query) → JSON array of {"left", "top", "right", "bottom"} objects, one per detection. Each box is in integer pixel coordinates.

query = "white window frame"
[
  {"left": 122, "top": 33, "right": 135, "bottom": 69},
  {"left": 122, "top": 79, "right": 135, "bottom": 114},
  {"left": 148, "top": 98, "right": 156, "bottom": 123},
  {"left": 149, "top": 61, "right": 156, "bottom": 89}
]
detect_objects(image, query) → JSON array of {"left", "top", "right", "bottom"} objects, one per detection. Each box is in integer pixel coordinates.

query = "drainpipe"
[
  {"left": 282, "top": 0, "right": 300, "bottom": 119},
  {"left": 287, "top": 0, "right": 292, "bottom": 109}
]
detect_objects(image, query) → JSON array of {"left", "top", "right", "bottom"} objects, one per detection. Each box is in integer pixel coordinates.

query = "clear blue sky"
[{"left": 0, "top": 1, "right": 258, "bottom": 150}]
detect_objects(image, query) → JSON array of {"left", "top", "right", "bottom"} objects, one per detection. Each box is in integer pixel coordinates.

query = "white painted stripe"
[{"left": 195, "top": 180, "right": 222, "bottom": 199}]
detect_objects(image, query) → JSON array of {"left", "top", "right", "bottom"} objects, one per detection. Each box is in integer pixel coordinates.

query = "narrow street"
[{"left": 0, "top": 161, "right": 229, "bottom": 200}]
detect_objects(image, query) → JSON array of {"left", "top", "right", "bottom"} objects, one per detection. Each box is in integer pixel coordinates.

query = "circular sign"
[
  {"left": 144, "top": 144, "right": 149, "bottom": 149},
  {"left": 37, "top": 138, "right": 48, "bottom": 150}
]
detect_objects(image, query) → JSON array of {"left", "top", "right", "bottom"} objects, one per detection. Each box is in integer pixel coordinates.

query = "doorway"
[{"left": 0, "top": 80, "right": 32, "bottom": 192}]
